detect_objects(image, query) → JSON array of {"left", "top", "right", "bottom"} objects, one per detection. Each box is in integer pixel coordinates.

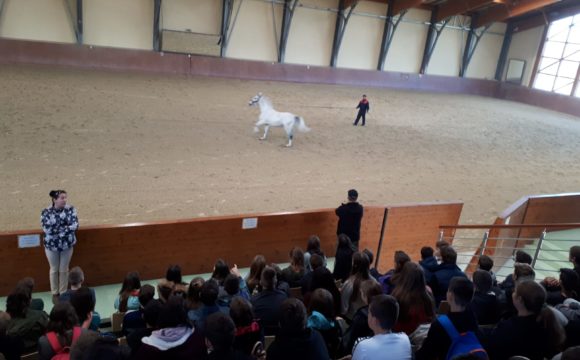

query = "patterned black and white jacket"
[{"left": 40, "top": 205, "right": 79, "bottom": 251}]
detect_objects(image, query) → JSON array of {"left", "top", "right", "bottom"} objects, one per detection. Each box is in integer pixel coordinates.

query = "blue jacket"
[
  {"left": 419, "top": 256, "right": 439, "bottom": 284},
  {"left": 431, "top": 263, "right": 467, "bottom": 304}
]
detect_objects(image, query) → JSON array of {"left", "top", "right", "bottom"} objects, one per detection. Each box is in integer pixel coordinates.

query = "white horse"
[{"left": 248, "top": 93, "right": 310, "bottom": 147}]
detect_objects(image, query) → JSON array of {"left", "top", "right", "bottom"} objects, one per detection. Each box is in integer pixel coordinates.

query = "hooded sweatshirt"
[{"left": 136, "top": 326, "right": 207, "bottom": 360}]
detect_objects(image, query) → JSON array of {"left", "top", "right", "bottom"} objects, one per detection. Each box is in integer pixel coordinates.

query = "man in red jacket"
[{"left": 354, "top": 95, "right": 370, "bottom": 126}]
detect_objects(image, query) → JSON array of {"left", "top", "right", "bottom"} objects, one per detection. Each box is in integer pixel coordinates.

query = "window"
[{"left": 533, "top": 14, "right": 580, "bottom": 96}]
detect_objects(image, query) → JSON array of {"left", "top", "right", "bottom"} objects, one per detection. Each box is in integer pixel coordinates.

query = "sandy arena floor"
[{"left": 1, "top": 64, "right": 579, "bottom": 232}]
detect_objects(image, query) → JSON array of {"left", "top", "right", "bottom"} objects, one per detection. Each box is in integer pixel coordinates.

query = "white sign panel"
[
  {"left": 18, "top": 234, "right": 41, "bottom": 248},
  {"left": 242, "top": 218, "right": 258, "bottom": 230}
]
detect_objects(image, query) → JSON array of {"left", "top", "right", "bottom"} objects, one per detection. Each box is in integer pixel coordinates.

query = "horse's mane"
[{"left": 260, "top": 95, "right": 273, "bottom": 109}]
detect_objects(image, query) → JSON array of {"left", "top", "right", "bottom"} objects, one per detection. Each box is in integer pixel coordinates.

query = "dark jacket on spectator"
[
  {"left": 267, "top": 328, "right": 329, "bottom": 360},
  {"left": 469, "top": 291, "right": 501, "bottom": 325},
  {"left": 335, "top": 202, "right": 363, "bottom": 246},
  {"left": 486, "top": 314, "right": 560, "bottom": 360},
  {"left": 333, "top": 247, "right": 354, "bottom": 282},
  {"left": 208, "top": 349, "right": 253, "bottom": 360},
  {"left": 415, "top": 310, "right": 482, "bottom": 360},
  {"left": 281, "top": 267, "right": 306, "bottom": 288},
  {"left": 127, "top": 327, "right": 153, "bottom": 356},
  {"left": 233, "top": 321, "right": 264, "bottom": 356},
  {"left": 499, "top": 274, "right": 515, "bottom": 290},
  {"left": 251, "top": 289, "right": 288, "bottom": 336},
  {"left": 430, "top": 264, "right": 467, "bottom": 305},
  {"left": 0, "top": 334, "right": 23, "bottom": 360},
  {"left": 6, "top": 309, "right": 48, "bottom": 353},
  {"left": 419, "top": 256, "right": 439, "bottom": 284},
  {"left": 341, "top": 305, "right": 373, "bottom": 354},
  {"left": 123, "top": 309, "right": 146, "bottom": 336}
]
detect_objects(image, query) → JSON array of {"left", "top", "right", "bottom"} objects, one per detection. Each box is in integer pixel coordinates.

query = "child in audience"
[
  {"left": 434, "top": 240, "right": 450, "bottom": 262},
  {"left": 392, "top": 262, "right": 436, "bottom": 334},
  {"left": 379, "top": 251, "right": 411, "bottom": 294},
  {"left": 70, "top": 287, "right": 97, "bottom": 330},
  {"left": 304, "top": 235, "right": 327, "bottom": 272},
  {"left": 333, "top": 234, "right": 356, "bottom": 282},
  {"left": 230, "top": 297, "right": 263, "bottom": 357},
  {"left": 0, "top": 311, "right": 22, "bottom": 360},
  {"left": 500, "top": 250, "right": 532, "bottom": 290},
  {"left": 165, "top": 264, "right": 184, "bottom": 285},
  {"left": 301, "top": 254, "right": 325, "bottom": 296},
  {"left": 431, "top": 246, "right": 467, "bottom": 305},
  {"left": 186, "top": 277, "right": 205, "bottom": 311},
  {"left": 352, "top": 295, "right": 412, "bottom": 360},
  {"left": 341, "top": 252, "right": 376, "bottom": 321},
  {"left": 477, "top": 255, "right": 497, "bottom": 286},
  {"left": 37, "top": 302, "right": 87, "bottom": 360},
  {"left": 342, "top": 280, "right": 383, "bottom": 354},
  {"left": 205, "top": 312, "right": 252, "bottom": 360},
  {"left": 5, "top": 289, "right": 48, "bottom": 353},
  {"left": 187, "top": 280, "right": 228, "bottom": 332},
  {"left": 250, "top": 266, "right": 288, "bottom": 336},
  {"left": 123, "top": 284, "right": 155, "bottom": 335},
  {"left": 281, "top": 247, "right": 307, "bottom": 287},
  {"left": 15, "top": 278, "right": 44, "bottom": 311},
  {"left": 126, "top": 299, "right": 162, "bottom": 356},
  {"left": 487, "top": 280, "right": 566, "bottom": 360},
  {"left": 419, "top": 246, "right": 438, "bottom": 284},
  {"left": 469, "top": 270, "right": 500, "bottom": 325},
  {"left": 218, "top": 273, "right": 250, "bottom": 307},
  {"left": 416, "top": 277, "right": 481, "bottom": 360},
  {"left": 212, "top": 259, "right": 231, "bottom": 286},
  {"left": 156, "top": 279, "right": 175, "bottom": 304},
  {"left": 115, "top": 271, "right": 141, "bottom": 312},
  {"left": 246, "top": 255, "right": 266, "bottom": 294},
  {"left": 362, "top": 249, "right": 382, "bottom": 281},
  {"left": 307, "top": 289, "right": 340, "bottom": 358},
  {"left": 266, "top": 298, "right": 329, "bottom": 360},
  {"left": 303, "top": 267, "right": 341, "bottom": 316}
]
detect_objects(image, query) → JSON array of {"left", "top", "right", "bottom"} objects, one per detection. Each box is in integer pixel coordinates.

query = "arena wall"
[
  {"left": 383, "top": 9, "right": 430, "bottom": 73},
  {"left": 505, "top": 25, "right": 546, "bottom": 86},
  {"left": 161, "top": 0, "right": 221, "bottom": 35},
  {"left": 83, "top": 0, "right": 154, "bottom": 50},
  {"left": 0, "top": 0, "right": 75, "bottom": 44}
]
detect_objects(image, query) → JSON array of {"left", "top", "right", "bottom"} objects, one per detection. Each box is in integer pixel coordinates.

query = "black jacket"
[
  {"left": 335, "top": 202, "right": 363, "bottom": 245},
  {"left": 341, "top": 305, "right": 372, "bottom": 354},
  {"left": 469, "top": 291, "right": 500, "bottom": 325},
  {"left": 333, "top": 247, "right": 354, "bottom": 282},
  {"left": 267, "top": 328, "right": 329, "bottom": 360},
  {"left": 430, "top": 263, "right": 468, "bottom": 304},
  {"left": 251, "top": 289, "right": 288, "bottom": 336},
  {"left": 416, "top": 310, "right": 482, "bottom": 360},
  {"left": 356, "top": 100, "right": 370, "bottom": 114},
  {"left": 419, "top": 256, "right": 439, "bottom": 284}
]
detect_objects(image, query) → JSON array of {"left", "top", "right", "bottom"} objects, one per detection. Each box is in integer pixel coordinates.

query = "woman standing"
[{"left": 41, "top": 190, "right": 79, "bottom": 302}]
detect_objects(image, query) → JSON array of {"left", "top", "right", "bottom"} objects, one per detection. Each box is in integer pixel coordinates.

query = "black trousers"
[{"left": 354, "top": 111, "right": 366, "bottom": 125}]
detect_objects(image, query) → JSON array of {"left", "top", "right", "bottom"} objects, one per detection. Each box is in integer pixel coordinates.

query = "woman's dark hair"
[
  {"left": 349, "top": 252, "right": 371, "bottom": 303},
  {"left": 394, "top": 251, "right": 411, "bottom": 273},
  {"left": 311, "top": 267, "right": 341, "bottom": 315},
  {"left": 337, "top": 234, "right": 354, "bottom": 250},
  {"left": 224, "top": 274, "right": 240, "bottom": 296},
  {"left": 49, "top": 190, "right": 67, "bottom": 206},
  {"left": 360, "top": 279, "right": 383, "bottom": 304},
  {"left": 560, "top": 268, "right": 580, "bottom": 301},
  {"left": 47, "top": 302, "right": 79, "bottom": 336},
  {"left": 118, "top": 271, "right": 141, "bottom": 312},
  {"left": 212, "top": 259, "right": 230, "bottom": 285},
  {"left": 157, "top": 295, "right": 189, "bottom": 329},
  {"left": 139, "top": 284, "right": 156, "bottom": 308},
  {"left": 70, "top": 286, "right": 95, "bottom": 323},
  {"left": 391, "top": 262, "right": 435, "bottom": 325},
  {"left": 290, "top": 247, "right": 305, "bottom": 268},
  {"left": 229, "top": 297, "right": 254, "bottom": 327},
  {"left": 307, "top": 235, "right": 325, "bottom": 257},
  {"left": 186, "top": 277, "right": 205, "bottom": 309},
  {"left": 515, "top": 280, "right": 566, "bottom": 350},
  {"left": 166, "top": 265, "right": 182, "bottom": 284},
  {"left": 247, "top": 255, "right": 266, "bottom": 293},
  {"left": 6, "top": 290, "right": 30, "bottom": 318},
  {"left": 308, "top": 288, "right": 335, "bottom": 319}
]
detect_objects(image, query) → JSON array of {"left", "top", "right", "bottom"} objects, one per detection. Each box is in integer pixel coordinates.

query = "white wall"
[
  {"left": 466, "top": 22, "right": 506, "bottom": 80},
  {"left": 0, "top": 0, "right": 75, "bottom": 43},
  {"left": 384, "top": 8, "right": 430, "bottom": 73},
  {"left": 505, "top": 25, "right": 546, "bottom": 87},
  {"left": 83, "top": 0, "right": 153, "bottom": 50},
  {"left": 427, "top": 16, "right": 470, "bottom": 77},
  {"left": 161, "top": 0, "right": 220, "bottom": 34}
]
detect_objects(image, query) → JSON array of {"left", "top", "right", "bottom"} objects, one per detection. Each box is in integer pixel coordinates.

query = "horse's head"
[{"left": 248, "top": 93, "right": 263, "bottom": 107}]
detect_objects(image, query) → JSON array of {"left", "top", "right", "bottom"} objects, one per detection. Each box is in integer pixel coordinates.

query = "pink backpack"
[{"left": 46, "top": 326, "right": 82, "bottom": 360}]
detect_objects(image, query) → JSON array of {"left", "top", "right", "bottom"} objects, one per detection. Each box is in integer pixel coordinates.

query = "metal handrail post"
[
  {"left": 480, "top": 231, "right": 489, "bottom": 256},
  {"left": 531, "top": 229, "right": 547, "bottom": 268},
  {"left": 439, "top": 230, "right": 444, "bottom": 242}
]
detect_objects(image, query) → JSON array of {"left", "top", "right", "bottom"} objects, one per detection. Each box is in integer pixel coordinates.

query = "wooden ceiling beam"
[
  {"left": 475, "top": 0, "right": 561, "bottom": 28},
  {"left": 436, "top": 0, "right": 506, "bottom": 22},
  {"left": 392, "top": 0, "right": 424, "bottom": 16}
]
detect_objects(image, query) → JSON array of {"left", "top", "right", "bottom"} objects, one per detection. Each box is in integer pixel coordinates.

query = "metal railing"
[{"left": 438, "top": 223, "right": 580, "bottom": 279}]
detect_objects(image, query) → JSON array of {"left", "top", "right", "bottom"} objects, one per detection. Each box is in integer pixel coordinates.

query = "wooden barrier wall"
[{"left": 0, "top": 202, "right": 464, "bottom": 296}]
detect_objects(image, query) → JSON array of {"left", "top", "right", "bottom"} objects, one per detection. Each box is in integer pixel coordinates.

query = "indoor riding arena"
[{"left": 1, "top": 0, "right": 580, "bottom": 358}]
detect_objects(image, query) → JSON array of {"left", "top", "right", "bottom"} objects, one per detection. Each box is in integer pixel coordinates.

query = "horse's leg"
[
  {"left": 284, "top": 124, "right": 293, "bottom": 147},
  {"left": 260, "top": 125, "right": 270, "bottom": 140}
]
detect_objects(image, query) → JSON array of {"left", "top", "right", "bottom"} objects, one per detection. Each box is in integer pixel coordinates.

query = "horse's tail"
[{"left": 295, "top": 116, "right": 311, "bottom": 132}]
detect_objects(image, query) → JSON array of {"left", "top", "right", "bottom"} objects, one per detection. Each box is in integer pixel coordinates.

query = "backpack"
[
  {"left": 438, "top": 315, "right": 488, "bottom": 360},
  {"left": 46, "top": 326, "right": 82, "bottom": 360}
]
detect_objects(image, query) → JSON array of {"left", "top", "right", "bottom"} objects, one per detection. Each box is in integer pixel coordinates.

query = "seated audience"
[
  {"left": 281, "top": 247, "right": 306, "bottom": 287},
  {"left": 477, "top": 255, "right": 497, "bottom": 286},
  {"left": 352, "top": 295, "right": 412, "bottom": 360},
  {"left": 469, "top": 270, "right": 500, "bottom": 325},
  {"left": 38, "top": 302, "right": 86, "bottom": 360},
  {"left": 0, "top": 311, "right": 22, "bottom": 360},
  {"left": 487, "top": 280, "right": 566, "bottom": 360},
  {"left": 503, "top": 263, "right": 536, "bottom": 319},
  {"left": 571, "top": 245, "right": 580, "bottom": 279},
  {"left": 206, "top": 312, "right": 252, "bottom": 360},
  {"left": 304, "top": 235, "right": 327, "bottom": 272},
  {"left": 266, "top": 298, "right": 329, "bottom": 360},
  {"left": 126, "top": 299, "right": 162, "bottom": 356},
  {"left": 341, "top": 252, "right": 376, "bottom": 321},
  {"left": 301, "top": 253, "right": 325, "bottom": 295},
  {"left": 218, "top": 273, "right": 250, "bottom": 307},
  {"left": 333, "top": 234, "right": 355, "bottom": 282},
  {"left": 5, "top": 289, "right": 48, "bottom": 353},
  {"left": 187, "top": 279, "right": 227, "bottom": 332},
  {"left": 156, "top": 279, "right": 175, "bottom": 304},
  {"left": 114, "top": 271, "right": 141, "bottom": 312},
  {"left": 70, "top": 287, "right": 98, "bottom": 330},
  {"left": 342, "top": 280, "right": 383, "bottom": 354},
  {"left": 250, "top": 266, "right": 288, "bottom": 336},
  {"left": 122, "top": 284, "right": 155, "bottom": 335},
  {"left": 136, "top": 296, "right": 207, "bottom": 359},
  {"left": 434, "top": 240, "right": 450, "bottom": 262},
  {"left": 431, "top": 246, "right": 467, "bottom": 305},
  {"left": 15, "top": 277, "right": 44, "bottom": 311},
  {"left": 185, "top": 277, "right": 205, "bottom": 312},
  {"left": 212, "top": 259, "right": 231, "bottom": 286},
  {"left": 60, "top": 267, "right": 100, "bottom": 330},
  {"left": 379, "top": 251, "right": 411, "bottom": 294},
  {"left": 307, "top": 289, "right": 340, "bottom": 358},
  {"left": 556, "top": 269, "right": 580, "bottom": 321},
  {"left": 499, "top": 250, "right": 532, "bottom": 290},
  {"left": 165, "top": 264, "right": 185, "bottom": 285},
  {"left": 230, "top": 297, "right": 263, "bottom": 357},
  {"left": 363, "top": 249, "right": 382, "bottom": 281},
  {"left": 303, "top": 266, "right": 341, "bottom": 316},
  {"left": 245, "top": 255, "right": 266, "bottom": 295},
  {"left": 392, "top": 262, "right": 436, "bottom": 334},
  {"left": 416, "top": 277, "right": 481, "bottom": 360},
  {"left": 419, "top": 246, "right": 438, "bottom": 284}
]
